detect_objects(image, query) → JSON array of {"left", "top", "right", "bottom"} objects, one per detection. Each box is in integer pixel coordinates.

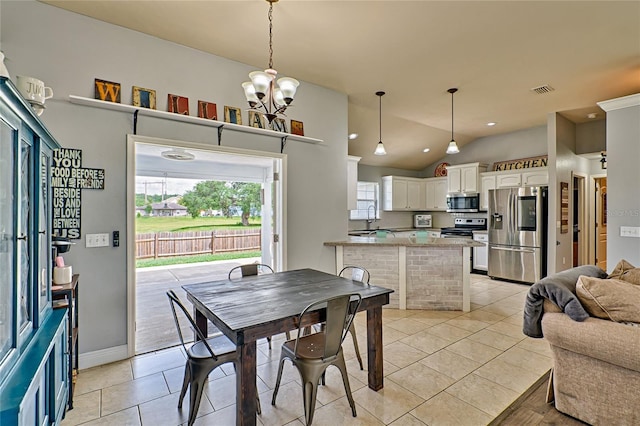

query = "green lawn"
[
  {"left": 136, "top": 251, "right": 262, "bottom": 268},
  {"left": 136, "top": 216, "right": 261, "bottom": 233}
]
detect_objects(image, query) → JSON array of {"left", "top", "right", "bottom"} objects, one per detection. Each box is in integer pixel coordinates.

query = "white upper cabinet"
[
  {"left": 447, "top": 163, "right": 488, "bottom": 193},
  {"left": 522, "top": 169, "right": 549, "bottom": 186},
  {"left": 347, "top": 156, "right": 360, "bottom": 210},
  {"left": 425, "top": 177, "right": 448, "bottom": 210},
  {"left": 480, "top": 174, "right": 496, "bottom": 211},
  {"left": 382, "top": 176, "right": 425, "bottom": 211},
  {"left": 480, "top": 167, "right": 549, "bottom": 210},
  {"left": 496, "top": 173, "right": 522, "bottom": 188}
]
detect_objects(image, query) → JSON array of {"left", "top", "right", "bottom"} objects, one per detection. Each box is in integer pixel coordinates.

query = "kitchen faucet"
[{"left": 366, "top": 203, "right": 377, "bottom": 230}]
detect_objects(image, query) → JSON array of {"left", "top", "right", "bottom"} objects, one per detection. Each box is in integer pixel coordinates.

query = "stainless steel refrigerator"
[{"left": 488, "top": 186, "right": 547, "bottom": 283}]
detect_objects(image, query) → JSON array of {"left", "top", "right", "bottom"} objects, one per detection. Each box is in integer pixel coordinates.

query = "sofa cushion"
[
  {"left": 576, "top": 275, "right": 640, "bottom": 323},
  {"left": 608, "top": 259, "right": 640, "bottom": 285}
]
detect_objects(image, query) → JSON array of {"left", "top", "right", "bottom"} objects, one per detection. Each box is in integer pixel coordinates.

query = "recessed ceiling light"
[
  {"left": 348, "top": 133, "right": 358, "bottom": 140},
  {"left": 587, "top": 113, "right": 597, "bottom": 119},
  {"left": 161, "top": 148, "right": 195, "bottom": 161},
  {"left": 487, "top": 122, "right": 497, "bottom": 126},
  {"left": 423, "top": 148, "right": 430, "bottom": 153}
]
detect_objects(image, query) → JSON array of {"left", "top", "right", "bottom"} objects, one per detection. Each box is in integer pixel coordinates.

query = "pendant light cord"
[
  {"left": 268, "top": 1, "right": 274, "bottom": 70},
  {"left": 379, "top": 94, "right": 382, "bottom": 142},
  {"left": 448, "top": 88, "right": 458, "bottom": 141}
]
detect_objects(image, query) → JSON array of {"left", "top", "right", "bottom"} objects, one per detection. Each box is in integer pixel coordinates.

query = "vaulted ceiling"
[{"left": 43, "top": 0, "right": 640, "bottom": 170}]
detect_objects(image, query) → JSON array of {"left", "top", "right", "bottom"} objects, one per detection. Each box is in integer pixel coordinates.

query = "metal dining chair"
[
  {"left": 338, "top": 266, "right": 370, "bottom": 370},
  {"left": 227, "top": 263, "right": 290, "bottom": 348},
  {"left": 271, "top": 293, "right": 362, "bottom": 426},
  {"left": 166, "top": 290, "right": 261, "bottom": 426}
]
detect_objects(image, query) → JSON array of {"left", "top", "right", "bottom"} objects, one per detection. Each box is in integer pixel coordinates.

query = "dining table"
[{"left": 182, "top": 268, "right": 394, "bottom": 426}]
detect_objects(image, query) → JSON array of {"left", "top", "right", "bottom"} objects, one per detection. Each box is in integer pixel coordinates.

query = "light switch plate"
[
  {"left": 86, "top": 233, "right": 110, "bottom": 247},
  {"left": 620, "top": 226, "right": 640, "bottom": 238}
]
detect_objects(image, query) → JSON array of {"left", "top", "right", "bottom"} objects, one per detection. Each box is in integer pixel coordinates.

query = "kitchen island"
[{"left": 324, "top": 236, "right": 482, "bottom": 312}]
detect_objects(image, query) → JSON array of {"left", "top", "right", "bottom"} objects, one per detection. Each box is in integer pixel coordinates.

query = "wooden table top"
[{"left": 182, "top": 268, "right": 393, "bottom": 334}]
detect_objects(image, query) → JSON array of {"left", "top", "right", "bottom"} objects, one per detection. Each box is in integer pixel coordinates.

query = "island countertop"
[{"left": 324, "top": 236, "right": 483, "bottom": 248}]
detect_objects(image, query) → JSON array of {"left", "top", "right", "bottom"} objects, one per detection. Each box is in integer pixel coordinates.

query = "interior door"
[{"left": 595, "top": 178, "right": 607, "bottom": 270}]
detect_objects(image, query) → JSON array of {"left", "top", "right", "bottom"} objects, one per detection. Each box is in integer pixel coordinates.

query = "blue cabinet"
[{"left": 0, "top": 76, "right": 66, "bottom": 423}]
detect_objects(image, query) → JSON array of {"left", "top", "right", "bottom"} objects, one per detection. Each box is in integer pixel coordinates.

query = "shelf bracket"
[
  {"left": 133, "top": 110, "right": 139, "bottom": 135},
  {"left": 217, "top": 125, "right": 224, "bottom": 146},
  {"left": 280, "top": 135, "right": 288, "bottom": 153}
]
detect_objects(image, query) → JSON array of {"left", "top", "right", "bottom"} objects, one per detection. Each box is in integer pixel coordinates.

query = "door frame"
[
  {"left": 126, "top": 134, "right": 287, "bottom": 357},
  {"left": 588, "top": 173, "right": 607, "bottom": 265},
  {"left": 572, "top": 172, "right": 587, "bottom": 266}
]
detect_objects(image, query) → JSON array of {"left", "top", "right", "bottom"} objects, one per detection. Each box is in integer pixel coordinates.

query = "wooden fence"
[{"left": 136, "top": 229, "right": 261, "bottom": 259}]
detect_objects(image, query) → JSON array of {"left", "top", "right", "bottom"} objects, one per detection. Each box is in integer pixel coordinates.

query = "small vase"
[{"left": 0, "top": 52, "right": 9, "bottom": 79}]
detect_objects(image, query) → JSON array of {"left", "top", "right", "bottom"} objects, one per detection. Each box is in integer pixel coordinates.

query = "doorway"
[
  {"left": 594, "top": 177, "right": 607, "bottom": 271},
  {"left": 572, "top": 174, "right": 586, "bottom": 267},
  {"left": 126, "top": 135, "right": 286, "bottom": 356}
]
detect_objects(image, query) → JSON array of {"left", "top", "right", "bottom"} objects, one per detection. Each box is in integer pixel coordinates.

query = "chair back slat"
[
  {"left": 166, "top": 290, "right": 218, "bottom": 360},
  {"left": 294, "top": 293, "right": 362, "bottom": 360},
  {"left": 339, "top": 266, "right": 371, "bottom": 285},
  {"left": 228, "top": 263, "right": 274, "bottom": 280}
]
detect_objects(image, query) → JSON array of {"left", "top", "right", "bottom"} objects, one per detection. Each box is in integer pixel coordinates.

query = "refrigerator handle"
[{"left": 490, "top": 246, "right": 536, "bottom": 254}]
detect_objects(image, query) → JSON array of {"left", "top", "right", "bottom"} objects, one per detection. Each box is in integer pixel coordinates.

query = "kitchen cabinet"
[
  {"left": 480, "top": 174, "right": 496, "bottom": 211},
  {"left": 496, "top": 172, "right": 522, "bottom": 188},
  {"left": 347, "top": 156, "right": 360, "bottom": 210},
  {"left": 425, "top": 177, "right": 448, "bottom": 210},
  {"left": 447, "top": 163, "right": 488, "bottom": 194},
  {"left": 382, "top": 176, "right": 425, "bottom": 211},
  {"left": 522, "top": 169, "right": 549, "bottom": 186},
  {"left": 480, "top": 168, "right": 548, "bottom": 210},
  {"left": 0, "top": 77, "right": 66, "bottom": 423},
  {"left": 472, "top": 232, "right": 488, "bottom": 272}
]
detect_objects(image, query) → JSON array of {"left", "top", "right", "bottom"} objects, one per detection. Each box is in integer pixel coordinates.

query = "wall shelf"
[{"left": 68, "top": 95, "right": 323, "bottom": 147}]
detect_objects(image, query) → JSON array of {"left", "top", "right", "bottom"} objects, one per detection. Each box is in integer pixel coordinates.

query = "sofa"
[{"left": 524, "top": 264, "right": 640, "bottom": 425}]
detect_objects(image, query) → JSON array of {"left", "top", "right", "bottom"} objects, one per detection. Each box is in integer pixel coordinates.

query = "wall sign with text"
[
  {"left": 492, "top": 155, "right": 548, "bottom": 171},
  {"left": 51, "top": 148, "right": 105, "bottom": 239}
]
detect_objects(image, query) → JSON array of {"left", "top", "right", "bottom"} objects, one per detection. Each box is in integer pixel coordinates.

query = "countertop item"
[{"left": 326, "top": 236, "right": 482, "bottom": 247}]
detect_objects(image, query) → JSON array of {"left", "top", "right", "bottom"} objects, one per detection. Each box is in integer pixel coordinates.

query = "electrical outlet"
[
  {"left": 620, "top": 226, "right": 640, "bottom": 238},
  {"left": 86, "top": 233, "right": 110, "bottom": 248}
]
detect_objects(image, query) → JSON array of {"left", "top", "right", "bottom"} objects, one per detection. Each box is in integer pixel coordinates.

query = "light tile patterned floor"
[{"left": 62, "top": 274, "right": 552, "bottom": 426}]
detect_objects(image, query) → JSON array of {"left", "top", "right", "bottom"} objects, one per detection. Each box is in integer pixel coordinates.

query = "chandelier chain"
[{"left": 268, "top": 2, "right": 274, "bottom": 70}]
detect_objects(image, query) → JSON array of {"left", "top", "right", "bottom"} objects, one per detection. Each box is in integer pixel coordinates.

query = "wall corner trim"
[{"left": 597, "top": 93, "right": 640, "bottom": 112}]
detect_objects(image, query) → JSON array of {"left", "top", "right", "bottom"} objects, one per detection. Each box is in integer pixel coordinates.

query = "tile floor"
[{"left": 61, "top": 274, "right": 553, "bottom": 426}]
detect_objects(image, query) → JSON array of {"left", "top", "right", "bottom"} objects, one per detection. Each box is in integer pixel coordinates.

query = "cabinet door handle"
[
  {"left": 39, "top": 230, "right": 46, "bottom": 234},
  {"left": 17, "top": 235, "right": 27, "bottom": 241}
]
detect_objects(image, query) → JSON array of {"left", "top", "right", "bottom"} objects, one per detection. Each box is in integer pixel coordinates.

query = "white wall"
[
  {"left": 576, "top": 119, "right": 606, "bottom": 154},
  {"left": 1, "top": 1, "right": 348, "bottom": 356},
  {"left": 598, "top": 94, "right": 640, "bottom": 268}
]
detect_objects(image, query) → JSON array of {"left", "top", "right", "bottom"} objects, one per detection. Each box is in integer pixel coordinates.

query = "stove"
[{"left": 440, "top": 218, "right": 487, "bottom": 238}]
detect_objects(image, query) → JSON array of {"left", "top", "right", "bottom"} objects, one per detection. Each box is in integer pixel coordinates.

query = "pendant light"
[
  {"left": 446, "top": 88, "right": 460, "bottom": 154},
  {"left": 241, "top": 0, "right": 299, "bottom": 124},
  {"left": 374, "top": 91, "right": 387, "bottom": 156}
]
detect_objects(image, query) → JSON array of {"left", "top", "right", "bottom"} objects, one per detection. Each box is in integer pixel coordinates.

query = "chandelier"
[{"left": 242, "top": 0, "right": 299, "bottom": 124}]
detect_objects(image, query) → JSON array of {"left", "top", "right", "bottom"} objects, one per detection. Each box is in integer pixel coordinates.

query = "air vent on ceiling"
[{"left": 531, "top": 85, "right": 555, "bottom": 95}]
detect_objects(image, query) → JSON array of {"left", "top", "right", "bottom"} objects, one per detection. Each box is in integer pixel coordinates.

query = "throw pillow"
[
  {"left": 576, "top": 275, "right": 640, "bottom": 323},
  {"left": 608, "top": 259, "right": 636, "bottom": 279}
]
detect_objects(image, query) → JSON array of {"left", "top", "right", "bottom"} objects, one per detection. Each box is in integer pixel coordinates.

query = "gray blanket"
[{"left": 523, "top": 265, "right": 608, "bottom": 338}]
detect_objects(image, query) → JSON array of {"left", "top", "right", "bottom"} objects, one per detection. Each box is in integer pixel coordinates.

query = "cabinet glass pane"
[
  {"left": 38, "top": 150, "right": 51, "bottom": 313},
  {"left": 18, "top": 139, "right": 32, "bottom": 332},
  {"left": 0, "top": 119, "right": 15, "bottom": 359}
]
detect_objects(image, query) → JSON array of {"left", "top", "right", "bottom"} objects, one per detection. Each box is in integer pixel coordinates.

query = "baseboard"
[{"left": 79, "top": 344, "right": 129, "bottom": 370}]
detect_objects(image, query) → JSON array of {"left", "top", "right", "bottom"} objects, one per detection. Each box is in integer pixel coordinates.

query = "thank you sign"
[{"left": 51, "top": 148, "right": 105, "bottom": 239}]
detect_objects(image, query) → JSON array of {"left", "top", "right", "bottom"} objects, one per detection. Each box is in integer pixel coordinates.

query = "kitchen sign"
[
  {"left": 51, "top": 148, "right": 105, "bottom": 239},
  {"left": 492, "top": 155, "right": 548, "bottom": 171}
]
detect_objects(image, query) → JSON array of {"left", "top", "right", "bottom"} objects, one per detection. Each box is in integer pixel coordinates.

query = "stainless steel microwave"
[{"left": 446, "top": 193, "right": 480, "bottom": 212}]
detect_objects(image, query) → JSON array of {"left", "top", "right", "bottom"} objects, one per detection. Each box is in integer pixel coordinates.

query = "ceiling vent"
[{"left": 530, "top": 84, "right": 555, "bottom": 94}]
